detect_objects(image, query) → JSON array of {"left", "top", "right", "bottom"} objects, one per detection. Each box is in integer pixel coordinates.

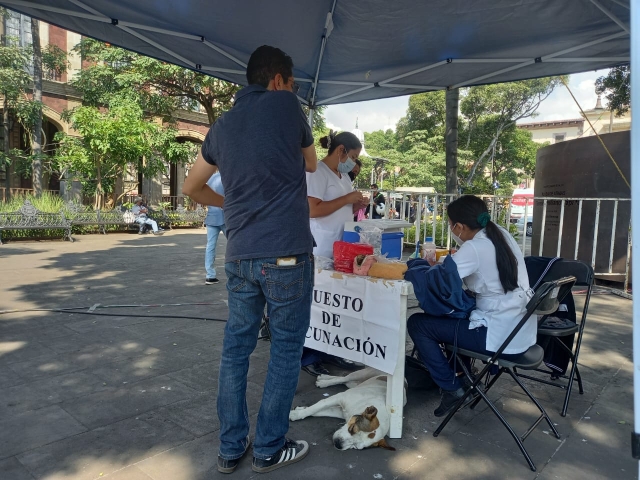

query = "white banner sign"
[{"left": 305, "top": 269, "right": 403, "bottom": 374}]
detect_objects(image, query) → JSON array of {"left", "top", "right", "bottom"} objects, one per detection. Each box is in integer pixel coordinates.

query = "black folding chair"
[
  {"left": 433, "top": 276, "right": 577, "bottom": 472},
  {"left": 516, "top": 259, "right": 594, "bottom": 417}
]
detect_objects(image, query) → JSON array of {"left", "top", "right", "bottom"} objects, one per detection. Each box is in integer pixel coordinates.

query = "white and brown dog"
[{"left": 289, "top": 367, "right": 406, "bottom": 450}]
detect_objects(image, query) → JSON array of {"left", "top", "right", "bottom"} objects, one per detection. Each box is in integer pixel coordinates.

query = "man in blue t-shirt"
[{"left": 183, "top": 45, "right": 317, "bottom": 474}]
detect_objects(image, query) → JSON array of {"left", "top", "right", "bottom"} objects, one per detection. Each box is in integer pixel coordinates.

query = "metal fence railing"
[
  {"left": 358, "top": 190, "right": 631, "bottom": 297},
  {"left": 0, "top": 188, "right": 61, "bottom": 202}
]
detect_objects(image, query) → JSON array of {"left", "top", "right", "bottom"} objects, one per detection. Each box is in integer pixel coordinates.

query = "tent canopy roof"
[{"left": 0, "top": 0, "right": 630, "bottom": 107}]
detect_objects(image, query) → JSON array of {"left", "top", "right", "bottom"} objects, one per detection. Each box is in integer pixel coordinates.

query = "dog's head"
[{"left": 332, "top": 406, "right": 395, "bottom": 451}]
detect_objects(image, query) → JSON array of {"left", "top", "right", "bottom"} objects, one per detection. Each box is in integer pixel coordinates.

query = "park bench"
[
  {"left": 0, "top": 200, "right": 73, "bottom": 244},
  {"left": 63, "top": 201, "right": 137, "bottom": 234},
  {"left": 155, "top": 204, "right": 206, "bottom": 229}
]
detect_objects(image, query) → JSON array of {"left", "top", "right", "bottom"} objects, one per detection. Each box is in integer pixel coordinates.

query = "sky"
[{"left": 324, "top": 69, "right": 609, "bottom": 134}]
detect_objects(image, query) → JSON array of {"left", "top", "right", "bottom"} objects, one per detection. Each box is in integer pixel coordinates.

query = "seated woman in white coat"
[
  {"left": 408, "top": 195, "right": 534, "bottom": 418},
  {"left": 300, "top": 130, "right": 368, "bottom": 377}
]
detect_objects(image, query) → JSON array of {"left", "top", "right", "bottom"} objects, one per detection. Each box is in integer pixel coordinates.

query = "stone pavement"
[{"left": 0, "top": 230, "right": 636, "bottom": 480}]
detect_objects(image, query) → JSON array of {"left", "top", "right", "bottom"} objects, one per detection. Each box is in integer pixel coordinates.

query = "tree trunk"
[
  {"left": 445, "top": 88, "right": 459, "bottom": 195},
  {"left": 203, "top": 100, "right": 216, "bottom": 125},
  {"left": 3, "top": 97, "right": 10, "bottom": 200},
  {"left": 465, "top": 123, "right": 510, "bottom": 186},
  {"left": 31, "top": 19, "right": 43, "bottom": 196}
]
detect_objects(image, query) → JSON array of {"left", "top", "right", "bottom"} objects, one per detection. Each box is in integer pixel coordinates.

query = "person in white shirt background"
[
  {"left": 132, "top": 197, "right": 162, "bottom": 235},
  {"left": 407, "top": 195, "right": 533, "bottom": 418},
  {"left": 301, "top": 130, "right": 368, "bottom": 377},
  {"left": 204, "top": 171, "right": 226, "bottom": 285}
]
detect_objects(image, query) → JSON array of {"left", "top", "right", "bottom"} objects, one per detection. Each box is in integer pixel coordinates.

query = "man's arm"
[
  {"left": 182, "top": 150, "right": 224, "bottom": 207},
  {"left": 302, "top": 144, "right": 317, "bottom": 173}
]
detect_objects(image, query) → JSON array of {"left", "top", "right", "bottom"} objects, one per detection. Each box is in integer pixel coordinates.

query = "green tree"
[
  {"left": 396, "top": 91, "right": 446, "bottom": 152},
  {"left": 364, "top": 129, "right": 398, "bottom": 152},
  {"left": 460, "top": 77, "right": 561, "bottom": 186},
  {"left": 54, "top": 97, "right": 196, "bottom": 208},
  {"left": 72, "top": 38, "right": 239, "bottom": 124},
  {"left": 595, "top": 65, "right": 630, "bottom": 117},
  {"left": 0, "top": 10, "right": 67, "bottom": 197}
]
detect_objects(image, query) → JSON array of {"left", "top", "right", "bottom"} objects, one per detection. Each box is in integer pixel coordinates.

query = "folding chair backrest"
[
  {"left": 490, "top": 276, "right": 577, "bottom": 359},
  {"left": 540, "top": 259, "right": 593, "bottom": 324},
  {"left": 541, "top": 259, "right": 594, "bottom": 288},
  {"left": 527, "top": 277, "right": 577, "bottom": 316}
]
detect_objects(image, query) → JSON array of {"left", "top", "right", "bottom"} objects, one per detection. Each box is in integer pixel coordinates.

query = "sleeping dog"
[{"left": 289, "top": 367, "right": 406, "bottom": 450}]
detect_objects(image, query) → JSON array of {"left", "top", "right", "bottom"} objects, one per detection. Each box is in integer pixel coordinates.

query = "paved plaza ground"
[{"left": 0, "top": 230, "right": 636, "bottom": 480}]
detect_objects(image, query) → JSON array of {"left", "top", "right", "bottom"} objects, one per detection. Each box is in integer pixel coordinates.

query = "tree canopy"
[{"left": 595, "top": 65, "right": 630, "bottom": 117}]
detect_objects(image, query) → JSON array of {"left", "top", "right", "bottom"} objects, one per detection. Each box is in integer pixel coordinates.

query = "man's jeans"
[
  {"left": 135, "top": 217, "right": 158, "bottom": 232},
  {"left": 217, "top": 253, "right": 313, "bottom": 461},
  {"left": 205, "top": 224, "right": 226, "bottom": 279}
]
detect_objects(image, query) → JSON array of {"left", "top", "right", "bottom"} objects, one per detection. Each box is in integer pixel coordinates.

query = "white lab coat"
[
  {"left": 452, "top": 226, "right": 534, "bottom": 354},
  {"left": 306, "top": 162, "right": 354, "bottom": 258}
]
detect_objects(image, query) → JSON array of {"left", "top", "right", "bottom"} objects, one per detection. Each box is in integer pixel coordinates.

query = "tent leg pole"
[{"left": 631, "top": 0, "right": 640, "bottom": 473}]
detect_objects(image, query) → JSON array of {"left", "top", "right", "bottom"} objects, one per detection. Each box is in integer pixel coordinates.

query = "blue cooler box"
[{"left": 342, "top": 231, "right": 404, "bottom": 259}]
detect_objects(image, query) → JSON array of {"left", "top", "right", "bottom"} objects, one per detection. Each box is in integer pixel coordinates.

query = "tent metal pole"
[
  {"left": 380, "top": 84, "right": 445, "bottom": 89},
  {"left": 202, "top": 40, "right": 247, "bottom": 68},
  {"left": 452, "top": 31, "right": 628, "bottom": 89},
  {"left": 318, "top": 59, "right": 448, "bottom": 105},
  {"left": 0, "top": 0, "right": 107, "bottom": 22},
  {"left": 119, "top": 26, "right": 197, "bottom": 68},
  {"left": 62, "top": 0, "right": 198, "bottom": 68},
  {"left": 631, "top": 0, "right": 640, "bottom": 472},
  {"left": 309, "top": 1, "right": 338, "bottom": 107},
  {"left": 307, "top": 107, "right": 314, "bottom": 129},
  {"left": 545, "top": 57, "right": 630, "bottom": 62},
  {"left": 198, "top": 66, "right": 245, "bottom": 75},
  {"left": 589, "top": 0, "right": 630, "bottom": 33},
  {"left": 609, "top": 0, "right": 629, "bottom": 9},
  {"left": 70, "top": 0, "right": 249, "bottom": 70}
]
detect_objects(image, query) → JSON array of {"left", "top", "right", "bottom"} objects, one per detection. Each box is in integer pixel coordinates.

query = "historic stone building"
[{"left": 0, "top": 14, "right": 212, "bottom": 206}]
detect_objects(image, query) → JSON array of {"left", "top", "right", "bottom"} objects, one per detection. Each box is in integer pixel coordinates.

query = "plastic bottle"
[{"left": 421, "top": 236, "right": 437, "bottom": 265}]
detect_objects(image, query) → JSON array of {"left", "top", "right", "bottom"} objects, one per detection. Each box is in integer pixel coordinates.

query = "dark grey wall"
[{"left": 532, "top": 131, "right": 631, "bottom": 279}]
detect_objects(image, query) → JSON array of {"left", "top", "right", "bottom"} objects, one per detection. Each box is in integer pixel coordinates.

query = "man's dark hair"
[
  {"left": 371, "top": 184, "right": 379, "bottom": 189},
  {"left": 246, "top": 45, "right": 293, "bottom": 88}
]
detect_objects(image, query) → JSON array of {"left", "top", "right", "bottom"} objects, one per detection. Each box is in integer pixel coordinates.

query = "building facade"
[
  {"left": 0, "top": 14, "right": 212, "bottom": 206},
  {"left": 517, "top": 95, "right": 631, "bottom": 145}
]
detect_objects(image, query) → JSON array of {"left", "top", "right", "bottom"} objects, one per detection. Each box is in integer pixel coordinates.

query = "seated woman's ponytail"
[{"left": 447, "top": 196, "right": 519, "bottom": 293}]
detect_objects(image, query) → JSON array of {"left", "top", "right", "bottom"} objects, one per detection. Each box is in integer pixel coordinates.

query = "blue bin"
[
  {"left": 342, "top": 231, "right": 360, "bottom": 243},
  {"left": 381, "top": 232, "right": 404, "bottom": 259}
]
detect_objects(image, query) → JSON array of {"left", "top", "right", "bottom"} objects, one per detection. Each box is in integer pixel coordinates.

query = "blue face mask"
[{"left": 337, "top": 155, "right": 356, "bottom": 174}]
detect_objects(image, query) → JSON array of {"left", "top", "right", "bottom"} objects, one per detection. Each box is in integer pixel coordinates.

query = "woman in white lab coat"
[
  {"left": 306, "top": 131, "right": 367, "bottom": 259},
  {"left": 301, "top": 130, "right": 367, "bottom": 377},
  {"left": 408, "top": 195, "right": 533, "bottom": 417}
]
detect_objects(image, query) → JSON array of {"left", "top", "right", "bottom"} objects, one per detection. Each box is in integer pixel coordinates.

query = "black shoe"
[
  {"left": 434, "top": 387, "right": 467, "bottom": 417},
  {"left": 302, "top": 362, "right": 329, "bottom": 377},
  {"left": 252, "top": 439, "right": 309, "bottom": 473},
  {"left": 218, "top": 437, "right": 251, "bottom": 474},
  {"left": 205, "top": 278, "right": 220, "bottom": 285},
  {"left": 323, "top": 356, "right": 364, "bottom": 371}
]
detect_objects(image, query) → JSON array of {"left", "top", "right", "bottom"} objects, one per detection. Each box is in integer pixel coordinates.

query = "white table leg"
[{"left": 387, "top": 291, "right": 408, "bottom": 438}]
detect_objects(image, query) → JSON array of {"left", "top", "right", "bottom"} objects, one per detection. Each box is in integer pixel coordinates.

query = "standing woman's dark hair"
[
  {"left": 447, "top": 195, "right": 519, "bottom": 293},
  {"left": 319, "top": 130, "right": 362, "bottom": 154}
]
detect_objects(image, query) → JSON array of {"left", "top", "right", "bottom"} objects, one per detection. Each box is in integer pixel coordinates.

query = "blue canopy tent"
[
  {"left": 0, "top": 0, "right": 630, "bottom": 107},
  {"left": 0, "top": 0, "right": 637, "bottom": 472}
]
